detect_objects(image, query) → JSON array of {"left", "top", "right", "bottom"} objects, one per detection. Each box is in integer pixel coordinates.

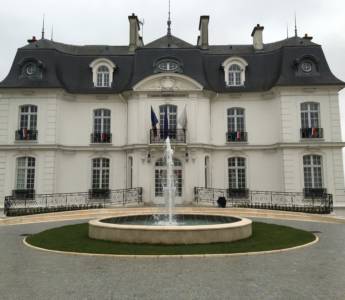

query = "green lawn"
[{"left": 26, "top": 222, "right": 316, "bottom": 255}]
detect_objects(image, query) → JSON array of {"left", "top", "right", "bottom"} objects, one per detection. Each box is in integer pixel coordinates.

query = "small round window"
[
  {"left": 158, "top": 61, "right": 178, "bottom": 72},
  {"left": 301, "top": 61, "right": 313, "bottom": 73},
  {"left": 25, "top": 63, "right": 36, "bottom": 75}
]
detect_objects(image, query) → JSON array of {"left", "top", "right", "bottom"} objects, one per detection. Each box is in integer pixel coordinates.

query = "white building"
[{"left": 0, "top": 15, "right": 344, "bottom": 208}]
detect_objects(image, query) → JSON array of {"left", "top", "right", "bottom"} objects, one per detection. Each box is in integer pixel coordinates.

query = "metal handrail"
[{"left": 150, "top": 129, "right": 186, "bottom": 144}]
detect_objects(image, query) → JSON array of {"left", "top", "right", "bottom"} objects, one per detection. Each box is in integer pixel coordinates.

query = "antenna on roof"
[
  {"left": 51, "top": 25, "right": 54, "bottom": 41},
  {"left": 41, "top": 14, "right": 45, "bottom": 39},
  {"left": 294, "top": 12, "right": 298, "bottom": 37},
  {"left": 167, "top": 0, "right": 172, "bottom": 36}
]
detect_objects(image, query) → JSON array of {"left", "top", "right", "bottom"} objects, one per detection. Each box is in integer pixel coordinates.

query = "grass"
[{"left": 26, "top": 222, "right": 316, "bottom": 255}]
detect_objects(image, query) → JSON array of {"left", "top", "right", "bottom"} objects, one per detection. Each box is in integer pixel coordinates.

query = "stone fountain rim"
[{"left": 89, "top": 213, "right": 252, "bottom": 231}]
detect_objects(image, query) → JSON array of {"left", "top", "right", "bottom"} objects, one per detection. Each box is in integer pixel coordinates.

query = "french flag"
[{"left": 151, "top": 106, "right": 159, "bottom": 137}]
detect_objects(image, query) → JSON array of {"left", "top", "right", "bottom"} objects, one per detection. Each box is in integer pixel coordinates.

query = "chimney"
[
  {"left": 251, "top": 24, "right": 264, "bottom": 50},
  {"left": 128, "top": 13, "right": 141, "bottom": 52},
  {"left": 198, "top": 16, "right": 209, "bottom": 49},
  {"left": 27, "top": 36, "right": 37, "bottom": 44},
  {"left": 303, "top": 33, "right": 313, "bottom": 41}
]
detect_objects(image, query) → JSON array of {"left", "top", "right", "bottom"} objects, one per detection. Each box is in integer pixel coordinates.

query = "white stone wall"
[{"left": 0, "top": 74, "right": 344, "bottom": 207}]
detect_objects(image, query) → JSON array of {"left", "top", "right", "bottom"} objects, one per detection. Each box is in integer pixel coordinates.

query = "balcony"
[
  {"left": 91, "top": 132, "right": 112, "bottom": 144},
  {"left": 227, "top": 188, "right": 249, "bottom": 198},
  {"left": 12, "top": 189, "right": 35, "bottom": 200},
  {"left": 300, "top": 128, "right": 323, "bottom": 139},
  {"left": 15, "top": 129, "right": 38, "bottom": 141},
  {"left": 303, "top": 188, "right": 327, "bottom": 198},
  {"left": 150, "top": 129, "right": 186, "bottom": 144},
  {"left": 226, "top": 131, "right": 248, "bottom": 142}
]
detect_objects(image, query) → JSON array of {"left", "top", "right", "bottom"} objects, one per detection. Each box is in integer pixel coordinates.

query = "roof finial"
[
  {"left": 167, "top": 0, "right": 172, "bottom": 36},
  {"left": 294, "top": 12, "right": 298, "bottom": 37},
  {"left": 41, "top": 14, "right": 45, "bottom": 39}
]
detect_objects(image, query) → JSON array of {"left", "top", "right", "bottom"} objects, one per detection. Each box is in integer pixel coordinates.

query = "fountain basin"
[{"left": 88, "top": 214, "right": 252, "bottom": 245}]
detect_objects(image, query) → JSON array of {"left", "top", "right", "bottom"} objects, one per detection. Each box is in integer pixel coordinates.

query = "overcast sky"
[{"left": 1, "top": 0, "right": 345, "bottom": 139}]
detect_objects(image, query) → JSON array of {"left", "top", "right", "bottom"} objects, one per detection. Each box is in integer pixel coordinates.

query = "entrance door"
[{"left": 154, "top": 157, "right": 183, "bottom": 205}]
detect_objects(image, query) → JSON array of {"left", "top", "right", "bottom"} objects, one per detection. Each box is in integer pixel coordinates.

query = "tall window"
[
  {"left": 228, "top": 64, "right": 242, "bottom": 86},
  {"left": 17, "top": 105, "right": 38, "bottom": 140},
  {"left": 96, "top": 66, "right": 110, "bottom": 87},
  {"left": 16, "top": 157, "right": 35, "bottom": 190},
  {"left": 155, "top": 158, "right": 182, "bottom": 197},
  {"left": 93, "top": 109, "right": 111, "bottom": 143},
  {"left": 303, "top": 155, "right": 323, "bottom": 189},
  {"left": 205, "top": 156, "right": 210, "bottom": 188},
  {"left": 301, "top": 102, "right": 320, "bottom": 128},
  {"left": 228, "top": 157, "right": 246, "bottom": 189},
  {"left": 92, "top": 158, "right": 110, "bottom": 190},
  {"left": 159, "top": 105, "right": 177, "bottom": 130},
  {"left": 227, "top": 108, "right": 245, "bottom": 132},
  {"left": 128, "top": 156, "right": 133, "bottom": 189}
]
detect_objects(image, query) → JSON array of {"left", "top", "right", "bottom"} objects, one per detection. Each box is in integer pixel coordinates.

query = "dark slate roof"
[{"left": 0, "top": 35, "right": 343, "bottom": 93}]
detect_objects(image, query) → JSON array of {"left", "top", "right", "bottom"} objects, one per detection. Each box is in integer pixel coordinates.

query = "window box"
[
  {"left": 226, "top": 131, "right": 247, "bottom": 142},
  {"left": 91, "top": 133, "right": 112, "bottom": 144},
  {"left": 12, "top": 189, "right": 35, "bottom": 200},
  {"left": 303, "top": 188, "right": 327, "bottom": 198},
  {"left": 300, "top": 128, "right": 323, "bottom": 139},
  {"left": 15, "top": 129, "right": 38, "bottom": 141},
  {"left": 88, "top": 189, "right": 110, "bottom": 199},
  {"left": 227, "top": 188, "right": 249, "bottom": 198}
]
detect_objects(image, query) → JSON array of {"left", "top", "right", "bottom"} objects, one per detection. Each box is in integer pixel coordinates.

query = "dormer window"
[
  {"left": 89, "top": 58, "right": 116, "bottom": 88},
  {"left": 294, "top": 55, "right": 319, "bottom": 76},
  {"left": 97, "top": 66, "right": 110, "bottom": 87},
  {"left": 18, "top": 58, "right": 44, "bottom": 80},
  {"left": 222, "top": 57, "right": 248, "bottom": 87}
]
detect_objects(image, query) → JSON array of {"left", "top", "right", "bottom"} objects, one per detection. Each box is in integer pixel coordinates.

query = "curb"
[{"left": 23, "top": 234, "right": 319, "bottom": 259}]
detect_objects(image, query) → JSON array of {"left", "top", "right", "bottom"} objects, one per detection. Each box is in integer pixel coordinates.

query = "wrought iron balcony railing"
[
  {"left": 300, "top": 127, "right": 323, "bottom": 139},
  {"left": 150, "top": 129, "right": 186, "bottom": 144},
  {"left": 4, "top": 187, "right": 143, "bottom": 216},
  {"left": 15, "top": 129, "right": 38, "bottom": 141},
  {"left": 194, "top": 187, "right": 333, "bottom": 214},
  {"left": 228, "top": 188, "right": 249, "bottom": 198},
  {"left": 91, "top": 132, "right": 112, "bottom": 143},
  {"left": 226, "top": 131, "right": 248, "bottom": 142}
]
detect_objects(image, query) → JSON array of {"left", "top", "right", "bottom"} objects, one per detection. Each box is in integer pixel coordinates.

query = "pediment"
[{"left": 133, "top": 74, "right": 203, "bottom": 92}]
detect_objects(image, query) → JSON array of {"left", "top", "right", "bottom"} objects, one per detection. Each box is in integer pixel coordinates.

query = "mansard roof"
[{"left": 0, "top": 34, "right": 343, "bottom": 93}]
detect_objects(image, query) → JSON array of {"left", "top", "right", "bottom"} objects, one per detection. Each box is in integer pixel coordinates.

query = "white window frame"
[
  {"left": 16, "top": 156, "right": 35, "bottom": 190},
  {"left": 93, "top": 109, "right": 111, "bottom": 134},
  {"left": 222, "top": 57, "right": 248, "bottom": 87},
  {"left": 303, "top": 155, "right": 323, "bottom": 189},
  {"left": 91, "top": 158, "right": 110, "bottom": 190},
  {"left": 301, "top": 102, "right": 320, "bottom": 128},
  {"left": 155, "top": 158, "right": 183, "bottom": 197},
  {"left": 19, "top": 105, "right": 37, "bottom": 130},
  {"left": 227, "top": 108, "right": 245, "bottom": 132},
  {"left": 89, "top": 58, "right": 116, "bottom": 88},
  {"left": 228, "top": 157, "right": 246, "bottom": 189}
]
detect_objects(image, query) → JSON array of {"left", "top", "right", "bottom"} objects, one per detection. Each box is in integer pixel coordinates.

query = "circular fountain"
[{"left": 89, "top": 138, "right": 252, "bottom": 245}]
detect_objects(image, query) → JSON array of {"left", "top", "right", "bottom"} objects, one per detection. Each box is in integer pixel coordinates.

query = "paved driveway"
[{"left": 1, "top": 216, "right": 345, "bottom": 300}]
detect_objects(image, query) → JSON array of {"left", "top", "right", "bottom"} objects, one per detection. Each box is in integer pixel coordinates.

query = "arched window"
[
  {"left": 228, "top": 157, "right": 246, "bottom": 189},
  {"left": 16, "top": 157, "right": 35, "bottom": 190},
  {"left": 300, "top": 102, "right": 322, "bottom": 138},
  {"left": 16, "top": 105, "right": 38, "bottom": 140},
  {"left": 228, "top": 64, "right": 242, "bottom": 86},
  {"left": 227, "top": 108, "right": 246, "bottom": 142},
  {"left": 92, "top": 109, "right": 111, "bottom": 143},
  {"left": 97, "top": 66, "right": 110, "bottom": 87},
  {"left": 91, "top": 158, "right": 110, "bottom": 190},
  {"left": 155, "top": 158, "right": 182, "bottom": 197},
  {"left": 159, "top": 104, "right": 177, "bottom": 139},
  {"left": 303, "top": 155, "right": 323, "bottom": 189},
  {"left": 222, "top": 57, "right": 248, "bottom": 87}
]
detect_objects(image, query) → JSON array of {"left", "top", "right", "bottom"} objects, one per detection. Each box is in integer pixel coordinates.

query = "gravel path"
[{"left": 1, "top": 216, "right": 345, "bottom": 300}]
